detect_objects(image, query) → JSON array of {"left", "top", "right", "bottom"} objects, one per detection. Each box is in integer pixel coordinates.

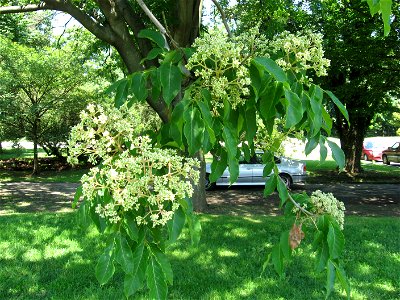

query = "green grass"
[
  {"left": 0, "top": 148, "right": 48, "bottom": 160},
  {"left": 304, "top": 159, "right": 400, "bottom": 183},
  {"left": 0, "top": 213, "right": 398, "bottom": 299},
  {"left": 0, "top": 169, "right": 87, "bottom": 183}
]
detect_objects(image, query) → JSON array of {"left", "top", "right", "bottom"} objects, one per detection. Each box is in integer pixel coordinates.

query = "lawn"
[{"left": 0, "top": 213, "right": 398, "bottom": 299}]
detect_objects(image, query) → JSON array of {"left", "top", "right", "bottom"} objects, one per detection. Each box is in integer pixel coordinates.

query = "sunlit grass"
[
  {"left": 0, "top": 213, "right": 398, "bottom": 299},
  {"left": 0, "top": 148, "right": 49, "bottom": 160},
  {"left": 0, "top": 169, "right": 87, "bottom": 183}
]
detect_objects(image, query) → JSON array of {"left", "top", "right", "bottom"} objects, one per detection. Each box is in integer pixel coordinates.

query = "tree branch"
[
  {"left": 0, "top": 3, "right": 47, "bottom": 13},
  {"left": 211, "top": 0, "right": 232, "bottom": 38},
  {"left": 135, "top": 0, "right": 177, "bottom": 49},
  {"left": 0, "top": 1, "right": 117, "bottom": 46}
]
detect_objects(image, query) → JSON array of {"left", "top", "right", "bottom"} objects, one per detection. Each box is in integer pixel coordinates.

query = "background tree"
[
  {"left": 300, "top": 0, "right": 400, "bottom": 173},
  {"left": 228, "top": 0, "right": 399, "bottom": 173},
  {"left": 0, "top": 37, "right": 97, "bottom": 174}
]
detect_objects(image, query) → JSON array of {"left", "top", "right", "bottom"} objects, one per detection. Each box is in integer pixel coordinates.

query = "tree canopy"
[{"left": 0, "top": 0, "right": 396, "bottom": 299}]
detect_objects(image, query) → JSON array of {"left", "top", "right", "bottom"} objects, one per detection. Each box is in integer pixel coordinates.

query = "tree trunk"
[
  {"left": 32, "top": 120, "right": 39, "bottom": 175},
  {"left": 0, "top": 141, "right": 2, "bottom": 153},
  {"left": 32, "top": 138, "right": 39, "bottom": 175},
  {"left": 192, "top": 150, "right": 208, "bottom": 212},
  {"left": 337, "top": 116, "right": 369, "bottom": 174}
]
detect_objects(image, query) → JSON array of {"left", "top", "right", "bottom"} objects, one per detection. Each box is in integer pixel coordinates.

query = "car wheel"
[
  {"left": 279, "top": 174, "right": 292, "bottom": 189},
  {"left": 205, "top": 174, "right": 216, "bottom": 190},
  {"left": 382, "top": 155, "right": 390, "bottom": 165},
  {"left": 363, "top": 154, "right": 369, "bottom": 161}
]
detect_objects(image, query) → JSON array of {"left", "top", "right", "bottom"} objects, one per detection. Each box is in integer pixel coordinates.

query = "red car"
[{"left": 362, "top": 141, "right": 386, "bottom": 161}]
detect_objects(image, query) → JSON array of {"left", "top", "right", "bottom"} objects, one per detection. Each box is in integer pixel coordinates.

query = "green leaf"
[
  {"left": 305, "top": 134, "right": 319, "bottom": 156},
  {"left": 210, "top": 149, "right": 228, "bottom": 183},
  {"left": 197, "top": 101, "right": 216, "bottom": 145},
  {"left": 72, "top": 185, "right": 82, "bottom": 209},
  {"left": 284, "top": 87, "right": 303, "bottom": 128},
  {"left": 259, "top": 84, "right": 277, "bottom": 120},
  {"left": 138, "top": 29, "right": 166, "bottom": 49},
  {"left": 380, "top": 0, "right": 393, "bottom": 36},
  {"left": 325, "top": 90, "right": 349, "bottom": 124},
  {"left": 77, "top": 200, "right": 91, "bottom": 230},
  {"left": 183, "top": 106, "right": 205, "bottom": 156},
  {"left": 367, "top": 0, "right": 381, "bottom": 15},
  {"left": 254, "top": 57, "right": 287, "bottom": 82},
  {"left": 327, "top": 222, "right": 345, "bottom": 259},
  {"left": 187, "top": 213, "right": 201, "bottom": 246},
  {"left": 115, "top": 79, "right": 129, "bottom": 108},
  {"left": 277, "top": 177, "right": 289, "bottom": 206},
  {"left": 280, "top": 230, "right": 291, "bottom": 259},
  {"left": 271, "top": 245, "right": 284, "bottom": 277},
  {"left": 124, "top": 244, "right": 148, "bottom": 298},
  {"left": 130, "top": 72, "right": 148, "bottom": 102},
  {"left": 150, "top": 68, "right": 162, "bottom": 100},
  {"left": 123, "top": 213, "right": 139, "bottom": 242},
  {"left": 167, "top": 207, "right": 185, "bottom": 244},
  {"left": 333, "top": 262, "right": 351, "bottom": 299},
  {"left": 322, "top": 107, "right": 332, "bottom": 135},
  {"left": 223, "top": 124, "right": 239, "bottom": 183},
  {"left": 141, "top": 48, "right": 164, "bottom": 63},
  {"left": 115, "top": 234, "right": 134, "bottom": 274},
  {"left": 327, "top": 139, "right": 345, "bottom": 170},
  {"left": 95, "top": 241, "right": 115, "bottom": 285},
  {"left": 309, "top": 92, "right": 322, "bottom": 136},
  {"left": 245, "top": 104, "right": 257, "bottom": 143},
  {"left": 315, "top": 241, "right": 329, "bottom": 273},
  {"left": 317, "top": 215, "right": 331, "bottom": 232},
  {"left": 312, "top": 231, "right": 324, "bottom": 251},
  {"left": 150, "top": 245, "right": 173, "bottom": 285},
  {"left": 146, "top": 250, "right": 167, "bottom": 300},
  {"left": 160, "top": 63, "right": 182, "bottom": 105},
  {"left": 264, "top": 174, "right": 277, "bottom": 196},
  {"left": 319, "top": 137, "right": 328, "bottom": 163},
  {"left": 325, "top": 259, "right": 336, "bottom": 299}
]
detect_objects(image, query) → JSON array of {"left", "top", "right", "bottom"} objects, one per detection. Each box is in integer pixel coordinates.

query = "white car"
[{"left": 205, "top": 152, "right": 306, "bottom": 190}]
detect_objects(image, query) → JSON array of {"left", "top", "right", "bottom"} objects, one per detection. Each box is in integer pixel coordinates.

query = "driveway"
[{"left": 0, "top": 182, "right": 399, "bottom": 217}]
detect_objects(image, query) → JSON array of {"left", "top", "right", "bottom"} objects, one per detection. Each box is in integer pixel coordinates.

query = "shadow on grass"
[{"left": 0, "top": 213, "right": 399, "bottom": 299}]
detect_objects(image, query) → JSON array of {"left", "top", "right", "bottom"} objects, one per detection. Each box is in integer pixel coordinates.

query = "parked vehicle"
[
  {"left": 205, "top": 152, "right": 306, "bottom": 190},
  {"left": 362, "top": 137, "right": 399, "bottom": 161},
  {"left": 362, "top": 141, "right": 386, "bottom": 161},
  {"left": 382, "top": 142, "right": 400, "bottom": 165}
]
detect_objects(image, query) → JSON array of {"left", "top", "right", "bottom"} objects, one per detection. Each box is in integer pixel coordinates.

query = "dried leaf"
[{"left": 289, "top": 223, "right": 305, "bottom": 250}]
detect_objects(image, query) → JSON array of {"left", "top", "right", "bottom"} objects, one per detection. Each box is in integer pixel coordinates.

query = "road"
[{"left": 0, "top": 182, "right": 399, "bottom": 217}]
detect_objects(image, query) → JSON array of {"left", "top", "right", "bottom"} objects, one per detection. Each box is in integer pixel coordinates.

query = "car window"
[
  {"left": 391, "top": 142, "right": 400, "bottom": 150},
  {"left": 364, "top": 141, "right": 374, "bottom": 149}
]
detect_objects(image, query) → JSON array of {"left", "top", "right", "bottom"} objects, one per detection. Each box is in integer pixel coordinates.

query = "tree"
[
  {"left": 0, "top": 1, "right": 394, "bottom": 299},
  {"left": 0, "top": 37, "right": 95, "bottom": 173},
  {"left": 0, "top": 0, "right": 393, "bottom": 204},
  {"left": 301, "top": 0, "right": 400, "bottom": 173}
]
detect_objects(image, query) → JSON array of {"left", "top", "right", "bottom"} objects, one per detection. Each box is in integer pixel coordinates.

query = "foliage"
[
  {"left": 300, "top": 0, "right": 400, "bottom": 173},
  {"left": 1, "top": 0, "right": 394, "bottom": 298},
  {"left": 0, "top": 36, "right": 98, "bottom": 165},
  {"left": 66, "top": 26, "right": 352, "bottom": 298},
  {"left": 68, "top": 103, "right": 200, "bottom": 298}
]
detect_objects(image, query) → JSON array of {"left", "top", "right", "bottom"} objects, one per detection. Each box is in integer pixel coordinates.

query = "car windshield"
[{"left": 364, "top": 141, "right": 386, "bottom": 150}]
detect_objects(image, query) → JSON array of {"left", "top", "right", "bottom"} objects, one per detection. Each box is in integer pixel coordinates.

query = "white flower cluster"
[
  {"left": 68, "top": 103, "right": 146, "bottom": 165},
  {"left": 186, "top": 28, "right": 252, "bottom": 114},
  {"left": 268, "top": 31, "right": 330, "bottom": 78},
  {"left": 310, "top": 190, "right": 346, "bottom": 229},
  {"left": 68, "top": 104, "right": 199, "bottom": 227}
]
